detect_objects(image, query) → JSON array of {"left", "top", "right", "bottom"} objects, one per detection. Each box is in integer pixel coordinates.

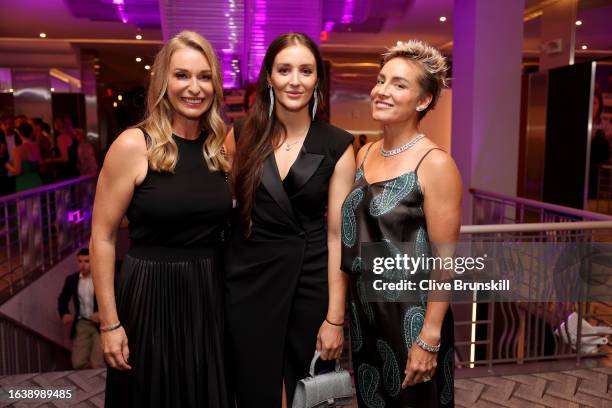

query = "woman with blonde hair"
[
  {"left": 91, "top": 30, "right": 231, "bottom": 407},
  {"left": 341, "top": 40, "right": 460, "bottom": 407}
]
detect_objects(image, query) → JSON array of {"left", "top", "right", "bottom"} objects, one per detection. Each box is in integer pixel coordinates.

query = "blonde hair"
[
  {"left": 138, "top": 30, "right": 227, "bottom": 172},
  {"left": 382, "top": 39, "right": 448, "bottom": 120}
]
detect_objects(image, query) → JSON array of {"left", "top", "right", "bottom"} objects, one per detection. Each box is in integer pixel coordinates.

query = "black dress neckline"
[{"left": 172, "top": 132, "right": 205, "bottom": 144}]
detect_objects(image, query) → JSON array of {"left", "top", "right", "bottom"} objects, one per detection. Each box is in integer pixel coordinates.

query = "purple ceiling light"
[
  {"left": 112, "top": 0, "right": 128, "bottom": 23},
  {"left": 65, "top": 0, "right": 161, "bottom": 28}
]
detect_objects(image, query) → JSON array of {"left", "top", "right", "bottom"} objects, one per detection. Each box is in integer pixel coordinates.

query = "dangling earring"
[
  {"left": 268, "top": 85, "right": 275, "bottom": 118},
  {"left": 312, "top": 87, "right": 318, "bottom": 120}
]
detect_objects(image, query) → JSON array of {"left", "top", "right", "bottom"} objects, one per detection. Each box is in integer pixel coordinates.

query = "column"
[{"left": 451, "top": 0, "right": 525, "bottom": 223}]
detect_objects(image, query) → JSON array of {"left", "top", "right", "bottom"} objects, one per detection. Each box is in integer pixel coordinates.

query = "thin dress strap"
[
  {"left": 414, "top": 148, "right": 444, "bottom": 174},
  {"left": 359, "top": 142, "right": 376, "bottom": 169}
]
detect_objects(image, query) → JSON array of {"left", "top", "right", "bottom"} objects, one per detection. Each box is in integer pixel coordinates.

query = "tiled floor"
[{"left": 1, "top": 366, "right": 611, "bottom": 407}]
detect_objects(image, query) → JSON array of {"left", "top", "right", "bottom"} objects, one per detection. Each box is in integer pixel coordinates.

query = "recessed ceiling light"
[
  {"left": 581, "top": 45, "right": 588, "bottom": 50},
  {"left": 439, "top": 16, "right": 447, "bottom": 22},
  {"left": 118, "top": 95, "right": 123, "bottom": 101},
  {"left": 136, "top": 57, "right": 142, "bottom": 62},
  {"left": 50, "top": 87, "right": 55, "bottom": 92},
  {"left": 94, "top": 64, "right": 100, "bottom": 69},
  {"left": 144, "top": 65, "right": 151, "bottom": 70},
  {"left": 136, "top": 34, "right": 142, "bottom": 40},
  {"left": 39, "top": 33, "right": 47, "bottom": 38},
  {"left": 575, "top": 20, "right": 582, "bottom": 26}
]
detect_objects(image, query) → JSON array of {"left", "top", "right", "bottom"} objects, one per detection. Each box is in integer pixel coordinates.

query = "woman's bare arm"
[
  {"left": 90, "top": 128, "right": 147, "bottom": 369},
  {"left": 317, "top": 145, "right": 356, "bottom": 360}
]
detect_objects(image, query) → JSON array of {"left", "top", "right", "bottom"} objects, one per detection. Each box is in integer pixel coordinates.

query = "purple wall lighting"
[
  {"left": 245, "top": 0, "right": 323, "bottom": 83},
  {"left": 68, "top": 210, "right": 85, "bottom": 224}
]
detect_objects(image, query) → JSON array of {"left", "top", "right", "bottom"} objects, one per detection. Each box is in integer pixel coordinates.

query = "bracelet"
[
  {"left": 415, "top": 335, "right": 440, "bottom": 353},
  {"left": 325, "top": 318, "right": 344, "bottom": 327},
  {"left": 100, "top": 322, "right": 122, "bottom": 332}
]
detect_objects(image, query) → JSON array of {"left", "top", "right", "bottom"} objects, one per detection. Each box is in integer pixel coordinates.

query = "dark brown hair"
[{"left": 233, "top": 32, "right": 326, "bottom": 237}]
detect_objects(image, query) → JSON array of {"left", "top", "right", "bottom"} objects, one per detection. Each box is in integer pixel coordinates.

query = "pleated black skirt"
[{"left": 105, "top": 245, "right": 228, "bottom": 408}]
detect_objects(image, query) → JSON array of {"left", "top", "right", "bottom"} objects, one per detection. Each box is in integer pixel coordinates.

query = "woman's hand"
[
  {"left": 402, "top": 327, "right": 440, "bottom": 388},
  {"left": 102, "top": 327, "right": 131, "bottom": 370},
  {"left": 316, "top": 320, "right": 344, "bottom": 360}
]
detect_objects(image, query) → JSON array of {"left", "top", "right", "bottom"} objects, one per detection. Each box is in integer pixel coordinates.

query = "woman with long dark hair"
[
  {"left": 224, "top": 32, "right": 356, "bottom": 407},
  {"left": 91, "top": 31, "right": 231, "bottom": 407}
]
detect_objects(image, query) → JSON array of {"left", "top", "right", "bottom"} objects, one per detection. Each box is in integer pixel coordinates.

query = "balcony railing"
[
  {"left": 0, "top": 176, "right": 96, "bottom": 304},
  {"left": 0, "top": 311, "right": 71, "bottom": 375},
  {"left": 456, "top": 189, "right": 612, "bottom": 375}
]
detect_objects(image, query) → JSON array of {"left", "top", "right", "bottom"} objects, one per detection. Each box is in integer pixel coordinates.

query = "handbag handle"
[{"left": 308, "top": 351, "right": 341, "bottom": 377}]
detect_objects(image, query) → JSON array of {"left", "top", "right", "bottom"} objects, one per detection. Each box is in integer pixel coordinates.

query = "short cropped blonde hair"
[{"left": 382, "top": 40, "right": 448, "bottom": 120}]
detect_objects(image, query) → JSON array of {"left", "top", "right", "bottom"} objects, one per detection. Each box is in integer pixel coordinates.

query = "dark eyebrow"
[{"left": 174, "top": 68, "right": 212, "bottom": 74}]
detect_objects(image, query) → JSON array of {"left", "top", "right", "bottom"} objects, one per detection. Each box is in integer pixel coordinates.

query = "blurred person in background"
[
  {"left": 0, "top": 114, "right": 16, "bottom": 194},
  {"left": 46, "top": 116, "right": 79, "bottom": 180},
  {"left": 57, "top": 248, "right": 104, "bottom": 369},
  {"left": 74, "top": 128, "right": 99, "bottom": 176},
  {"left": 5, "top": 122, "right": 43, "bottom": 192},
  {"left": 31, "top": 117, "right": 55, "bottom": 184}
]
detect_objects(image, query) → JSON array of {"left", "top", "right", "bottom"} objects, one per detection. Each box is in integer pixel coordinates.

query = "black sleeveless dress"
[
  {"left": 224, "top": 120, "right": 353, "bottom": 407},
  {"left": 340, "top": 146, "right": 455, "bottom": 408},
  {"left": 104, "top": 131, "right": 232, "bottom": 408}
]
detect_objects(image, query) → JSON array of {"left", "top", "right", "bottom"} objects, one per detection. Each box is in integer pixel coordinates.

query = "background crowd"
[{"left": 0, "top": 114, "right": 99, "bottom": 196}]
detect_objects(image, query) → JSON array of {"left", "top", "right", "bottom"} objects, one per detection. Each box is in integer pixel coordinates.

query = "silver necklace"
[
  {"left": 380, "top": 133, "right": 425, "bottom": 157},
  {"left": 284, "top": 140, "right": 301, "bottom": 151}
]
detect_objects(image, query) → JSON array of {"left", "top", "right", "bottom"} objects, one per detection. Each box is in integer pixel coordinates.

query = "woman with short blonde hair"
[
  {"left": 341, "top": 39, "right": 460, "bottom": 407},
  {"left": 91, "top": 30, "right": 231, "bottom": 407}
]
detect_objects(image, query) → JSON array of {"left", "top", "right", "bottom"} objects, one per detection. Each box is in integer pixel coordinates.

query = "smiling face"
[
  {"left": 370, "top": 57, "right": 432, "bottom": 125},
  {"left": 166, "top": 46, "right": 214, "bottom": 121},
  {"left": 269, "top": 43, "right": 318, "bottom": 114}
]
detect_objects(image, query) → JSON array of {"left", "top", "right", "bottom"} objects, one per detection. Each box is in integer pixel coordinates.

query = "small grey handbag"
[{"left": 292, "top": 351, "right": 353, "bottom": 408}]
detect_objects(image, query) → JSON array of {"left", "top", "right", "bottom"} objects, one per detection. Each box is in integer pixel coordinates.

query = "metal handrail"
[
  {"left": 461, "top": 220, "right": 612, "bottom": 233},
  {"left": 0, "top": 311, "right": 69, "bottom": 351},
  {"left": 0, "top": 175, "right": 96, "bottom": 203},
  {"left": 470, "top": 187, "right": 612, "bottom": 221},
  {"left": 0, "top": 312, "right": 71, "bottom": 375}
]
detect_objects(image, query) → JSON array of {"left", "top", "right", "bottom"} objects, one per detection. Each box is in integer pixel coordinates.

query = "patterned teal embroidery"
[
  {"left": 414, "top": 226, "right": 429, "bottom": 268},
  {"left": 403, "top": 306, "right": 425, "bottom": 350},
  {"left": 369, "top": 172, "right": 416, "bottom": 217},
  {"left": 380, "top": 239, "right": 405, "bottom": 301},
  {"left": 355, "top": 167, "right": 364, "bottom": 181},
  {"left": 440, "top": 348, "right": 454, "bottom": 406},
  {"left": 357, "top": 277, "right": 374, "bottom": 325},
  {"left": 357, "top": 364, "right": 385, "bottom": 408},
  {"left": 376, "top": 340, "right": 401, "bottom": 397},
  {"left": 352, "top": 257, "right": 364, "bottom": 274},
  {"left": 342, "top": 187, "right": 364, "bottom": 247},
  {"left": 350, "top": 302, "right": 362, "bottom": 352}
]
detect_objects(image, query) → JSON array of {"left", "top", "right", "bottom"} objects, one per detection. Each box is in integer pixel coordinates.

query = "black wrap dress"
[{"left": 224, "top": 120, "right": 353, "bottom": 407}]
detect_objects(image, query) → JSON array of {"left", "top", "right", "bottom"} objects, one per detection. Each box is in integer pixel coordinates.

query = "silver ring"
[{"left": 423, "top": 376, "right": 431, "bottom": 382}]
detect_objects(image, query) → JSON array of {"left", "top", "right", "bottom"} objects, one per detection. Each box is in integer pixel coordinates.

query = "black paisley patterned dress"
[{"left": 340, "top": 146, "right": 454, "bottom": 408}]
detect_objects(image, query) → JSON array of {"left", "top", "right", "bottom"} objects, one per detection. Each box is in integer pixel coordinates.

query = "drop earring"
[
  {"left": 312, "top": 87, "right": 318, "bottom": 120},
  {"left": 268, "top": 85, "right": 274, "bottom": 118}
]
